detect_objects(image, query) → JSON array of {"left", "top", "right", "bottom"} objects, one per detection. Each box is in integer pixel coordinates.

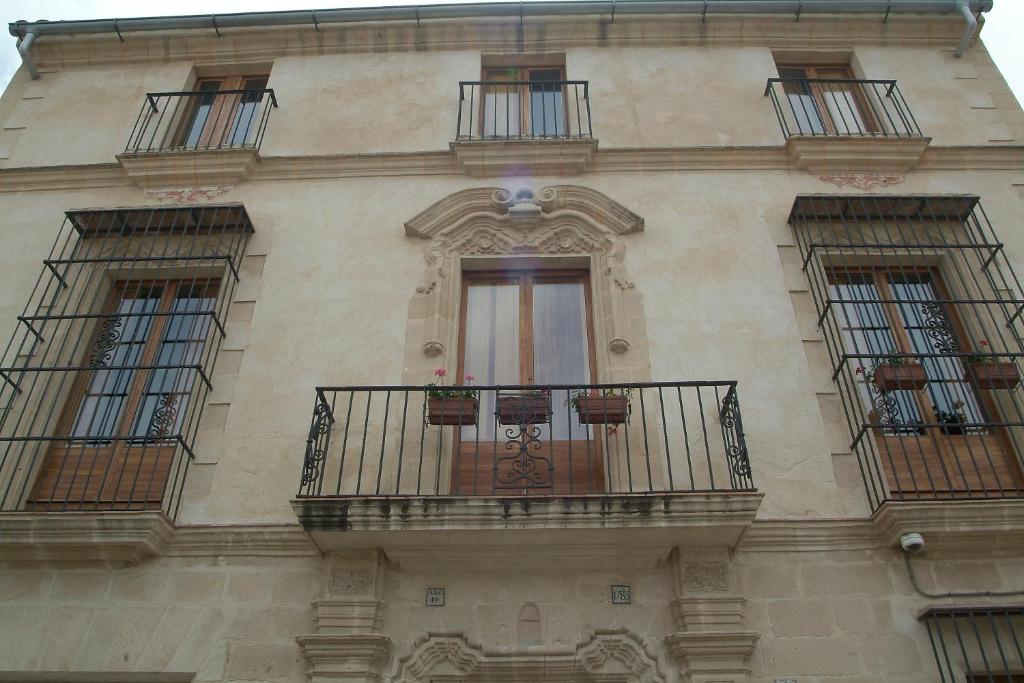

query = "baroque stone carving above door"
[
  {"left": 392, "top": 628, "right": 665, "bottom": 682},
  {"left": 403, "top": 185, "right": 650, "bottom": 383}
]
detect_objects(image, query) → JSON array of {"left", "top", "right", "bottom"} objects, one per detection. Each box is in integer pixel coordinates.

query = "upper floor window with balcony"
[
  {"left": 124, "top": 72, "right": 277, "bottom": 155},
  {"left": 176, "top": 75, "right": 270, "bottom": 150},
  {"left": 765, "top": 60, "right": 922, "bottom": 140},
  {"left": 457, "top": 56, "right": 592, "bottom": 141}
]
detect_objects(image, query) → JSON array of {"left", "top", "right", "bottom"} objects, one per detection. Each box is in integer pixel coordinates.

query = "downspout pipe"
[
  {"left": 954, "top": 0, "right": 978, "bottom": 58},
  {"left": 16, "top": 30, "right": 38, "bottom": 80}
]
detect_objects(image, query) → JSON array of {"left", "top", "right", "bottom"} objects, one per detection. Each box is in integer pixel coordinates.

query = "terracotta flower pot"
[
  {"left": 427, "top": 396, "right": 479, "bottom": 426},
  {"left": 497, "top": 394, "right": 550, "bottom": 425},
  {"left": 872, "top": 363, "right": 927, "bottom": 392},
  {"left": 574, "top": 395, "right": 630, "bottom": 424},
  {"left": 967, "top": 362, "right": 1021, "bottom": 390}
]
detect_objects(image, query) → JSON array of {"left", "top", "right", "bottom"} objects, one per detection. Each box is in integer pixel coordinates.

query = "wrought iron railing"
[
  {"left": 791, "top": 194, "right": 1024, "bottom": 510},
  {"left": 456, "top": 80, "right": 592, "bottom": 141},
  {"left": 0, "top": 206, "right": 254, "bottom": 517},
  {"left": 298, "top": 381, "right": 752, "bottom": 498},
  {"left": 920, "top": 605, "right": 1024, "bottom": 682},
  {"left": 124, "top": 88, "right": 278, "bottom": 154},
  {"left": 765, "top": 78, "right": 921, "bottom": 138}
]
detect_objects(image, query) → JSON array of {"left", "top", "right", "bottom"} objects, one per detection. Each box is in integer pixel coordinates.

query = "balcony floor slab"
[
  {"left": 785, "top": 135, "right": 931, "bottom": 172},
  {"left": 292, "top": 491, "right": 763, "bottom": 561}
]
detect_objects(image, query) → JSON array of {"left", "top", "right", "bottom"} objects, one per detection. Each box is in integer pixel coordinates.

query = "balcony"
[
  {"left": 292, "top": 381, "right": 761, "bottom": 553},
  {"left": 450, "top": 80, "right": 598, "bottom": 176},
  {"left": 791, "top": 194, "right": 1024, "bottom": 547},
  {"left": 117, "top": 88, "right": 278, "bottom": 187},
  {"left": 764, "top": 78, "right": 929, "bottom": 172}
]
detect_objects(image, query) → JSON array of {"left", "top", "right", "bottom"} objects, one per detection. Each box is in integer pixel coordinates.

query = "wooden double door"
[{"left": 452, "top": 270, "right": 604, "bottom": 495}]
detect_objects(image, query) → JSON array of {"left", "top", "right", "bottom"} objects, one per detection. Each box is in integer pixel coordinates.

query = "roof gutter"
[{"left": 8, "top": 0, "right": 995, "bottom": 79}]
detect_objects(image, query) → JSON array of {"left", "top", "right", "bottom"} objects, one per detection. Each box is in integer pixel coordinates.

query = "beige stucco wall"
[{"left": 1, "top": 9, "right": 1023, "bottom": 683}]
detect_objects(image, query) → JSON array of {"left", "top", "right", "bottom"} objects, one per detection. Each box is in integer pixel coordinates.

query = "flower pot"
[
  {"left": 497, "top": 394, "right": 550, "bottom": 425},
  {"left": 872, "top": 363, "right": 927, "bottom": 392},
  {"left": 574, "top": 395, "right": 630, "bottom": 424},
  {"left": 427, "top": 396, "right": 479, "bottom": 426},
  {"left": 967, "top": 362, "right": 1021, "bottom": 390}
]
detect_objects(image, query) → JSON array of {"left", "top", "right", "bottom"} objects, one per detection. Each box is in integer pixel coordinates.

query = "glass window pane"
[{"left": 461, "top": 282, "right": 520, "bottom": 440}]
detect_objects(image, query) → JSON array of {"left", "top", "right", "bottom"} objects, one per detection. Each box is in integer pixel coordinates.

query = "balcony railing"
[
  {"left": 124, "top": 89, "right": 278, "bottom": 154},
  {"left": 298, "top": 381, "right": 752, "bottom": 499},
  {"left": 456, "top": 80, "right": 593, "bottom": 141},
  {"left": 765, "top": 78, "right": 921, "bottom": 138}
]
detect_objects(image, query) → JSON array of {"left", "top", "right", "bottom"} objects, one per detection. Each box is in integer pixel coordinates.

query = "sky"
[{"left": 0, "top": 0, "right": 1021, "bottom": 106}]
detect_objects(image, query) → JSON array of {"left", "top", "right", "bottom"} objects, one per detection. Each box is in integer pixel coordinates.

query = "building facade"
[{"left": 0, "top": 1, "right": 1023, "bottom": 680}]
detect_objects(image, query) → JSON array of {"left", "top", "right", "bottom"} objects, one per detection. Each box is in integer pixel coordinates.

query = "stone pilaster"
[
  {"left": 664, "top": 547, "right": 759, "bottom": 683},
  {"left": 297, "top": 550, "right": 392, "bottom": 683}
]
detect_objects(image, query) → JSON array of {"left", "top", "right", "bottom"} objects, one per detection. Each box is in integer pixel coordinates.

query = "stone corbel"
[
  {"left": 297, "top": 550, "right": 392, "bottom": 683},
  {"left": 665, "top": 548, "right": 759, "bottom": 683}
]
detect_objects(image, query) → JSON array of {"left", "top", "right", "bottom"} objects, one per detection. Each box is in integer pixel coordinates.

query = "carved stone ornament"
[
  {"left": 683, "top": 561, "right": 730, "bottom": 593},
  {"left": 405, "top": 185, "right": 646, "bottom": 370},
  {"left": 143, "top": 186, "right": 234, "bottom": 203},
  {"left": 815, "top": 172, "right": 906, "bottom": 191},
  {"left": 392, "top": 629, "right": 665, "bottom": 683},
  {"left": 327, "top": 567, "right": 374, "bottom": 596}
]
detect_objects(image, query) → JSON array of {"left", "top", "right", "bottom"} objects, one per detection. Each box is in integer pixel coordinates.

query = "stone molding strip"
[
  {"left": 3, "top": 503, "right": 1022, "bottom": 564},
  {"left": 0, "top": 145, "right": 1021, "bottom": 192}
]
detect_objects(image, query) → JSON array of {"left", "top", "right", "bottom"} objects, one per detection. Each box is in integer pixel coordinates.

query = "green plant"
[
  {"left": 966, "top": 339, "right": 997, "bottom": 365},
  {"left": 933, "top": 402, "right": 967, "bottom": 435},
  {"left": 426, "top": 368, "right": 479, "bottom": 399}
]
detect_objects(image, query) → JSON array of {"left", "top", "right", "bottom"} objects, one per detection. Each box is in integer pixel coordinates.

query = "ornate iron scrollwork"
[
  {"left": 719, "top": 392, "right": 752, "bottom": 479},
  {"left": 88, "top": 315, "right": 124, "bottom": 367},
  {"left": 920, "top": 301, "right": 958, "bottom": 354},
  {"left": 493, "top": 394, "right": 553, "bottom": 490},
  {"left": 302, "top": 401, "right": 333, "bottom": 486},
  {"left": 146, "top": 393, "right": 180, "bottom": 439}
]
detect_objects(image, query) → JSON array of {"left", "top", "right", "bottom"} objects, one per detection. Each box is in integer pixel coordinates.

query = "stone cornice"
[
  {"left": 24, "top": 14, "right": 967, "bottom": 72},
  {"left": 165, "top": 523, "right": 319, "bottom": 557},
  {"left": 2, "top": 145, "right": 1021, "bottom": 192},
  {"left": 739, "top": 518, "right": 882, "bottom": 552}
]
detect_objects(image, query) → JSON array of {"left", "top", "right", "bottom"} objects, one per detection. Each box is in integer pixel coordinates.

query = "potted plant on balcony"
[
  {"left": 426, "top": 368, "right": 479, "bottom": 426},
  {"left": 569, "top": 388, "right": 631, "bottom": 425},
  {"left": 965, "top": 339, "right": 1021, "bottom": 390},
  {"left": 934, "top": 402, "right": 968, "bottom": 436},
  {"left": 858, "top": 352, "right": 927, "bottom": 392},
  {"left": 496, "top": 389, "right": 551, "bottom": 425}
]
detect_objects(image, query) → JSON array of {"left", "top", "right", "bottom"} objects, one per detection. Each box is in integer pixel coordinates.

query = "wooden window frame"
[
  {"left": 776, "top": 63, "right": 880, "bottom": 134},
  {"left": 173, "top": 74, "right": 270, "bottom": 149},
  {"left": 29, "top": 277, "right": 220, "bottom": 509},
  {"left": 479, "top": 65, "right": 568, "bottom": 138}
]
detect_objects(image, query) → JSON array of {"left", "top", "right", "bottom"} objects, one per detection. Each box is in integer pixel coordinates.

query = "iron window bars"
[
  {"left": 298, "top": 381, "right": 753, "bottom": 499},
  {"left": 920, "top": 605, "right": 1024, "bottom": 682},
  {"left": 0, "top": 205, "right": 253, "bottom": 518},
  {"left": 790, "top": 195, "right": 1024, "bottom": 510},
  {"left": 125, "top": 88, "right": 278, "bottom": 154},
  {"left": 765, "top": 78, "right": 921, "bottom": 138},
  {"left": 456, "top": 80, "right": 592, "bottom": 141}
]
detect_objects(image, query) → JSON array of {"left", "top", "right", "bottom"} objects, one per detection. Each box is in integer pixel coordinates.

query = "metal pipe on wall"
[{"left": 7, "top": 0, "right": 996, "bottom": 79}]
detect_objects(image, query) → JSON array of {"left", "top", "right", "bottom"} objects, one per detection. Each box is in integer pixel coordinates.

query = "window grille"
[
  {"left": 0, "top": 205, "right": 253, "bottom": 517},
  {"left": 920, "top": 605, "right": 1024, "bottom": 682},
  {"left": 790, "top": 195, "right": 1024, "bottom": 509}
]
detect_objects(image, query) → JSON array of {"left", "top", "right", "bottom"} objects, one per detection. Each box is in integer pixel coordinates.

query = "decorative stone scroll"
[
  {"left": 403, "top": 185, "right": 651, "bottom": 383},
  {"left": 143, "top": 185, "right": 234, "bottom": 202},
  {"left": 392, "top": 628, "right": 665, "bottom": 682},
  {"left": 815, "top": 172, "right": 906, "bottom": 191}
]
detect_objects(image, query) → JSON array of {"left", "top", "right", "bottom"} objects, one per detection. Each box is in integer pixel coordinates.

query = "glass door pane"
[
  {"left": 482, "top": 68, "right": 520, "bottom": 138},
  {"left": 227, "top": 77, "right": 268, "bottom": 146},
  {"left": 779, "top": 67, "right": 825, "bottom": 134},
  {"left": 528, "top": 69, "right": 565, "bottom": 137},
  {"left": 180, "top": 80, "right": 222, "bottom": 149},
  {"left": 462, "top": 280, "right": 520, "bottom": 440},
  {"left": 533, "top": 280, "right": 590, "bottom": 440}
]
